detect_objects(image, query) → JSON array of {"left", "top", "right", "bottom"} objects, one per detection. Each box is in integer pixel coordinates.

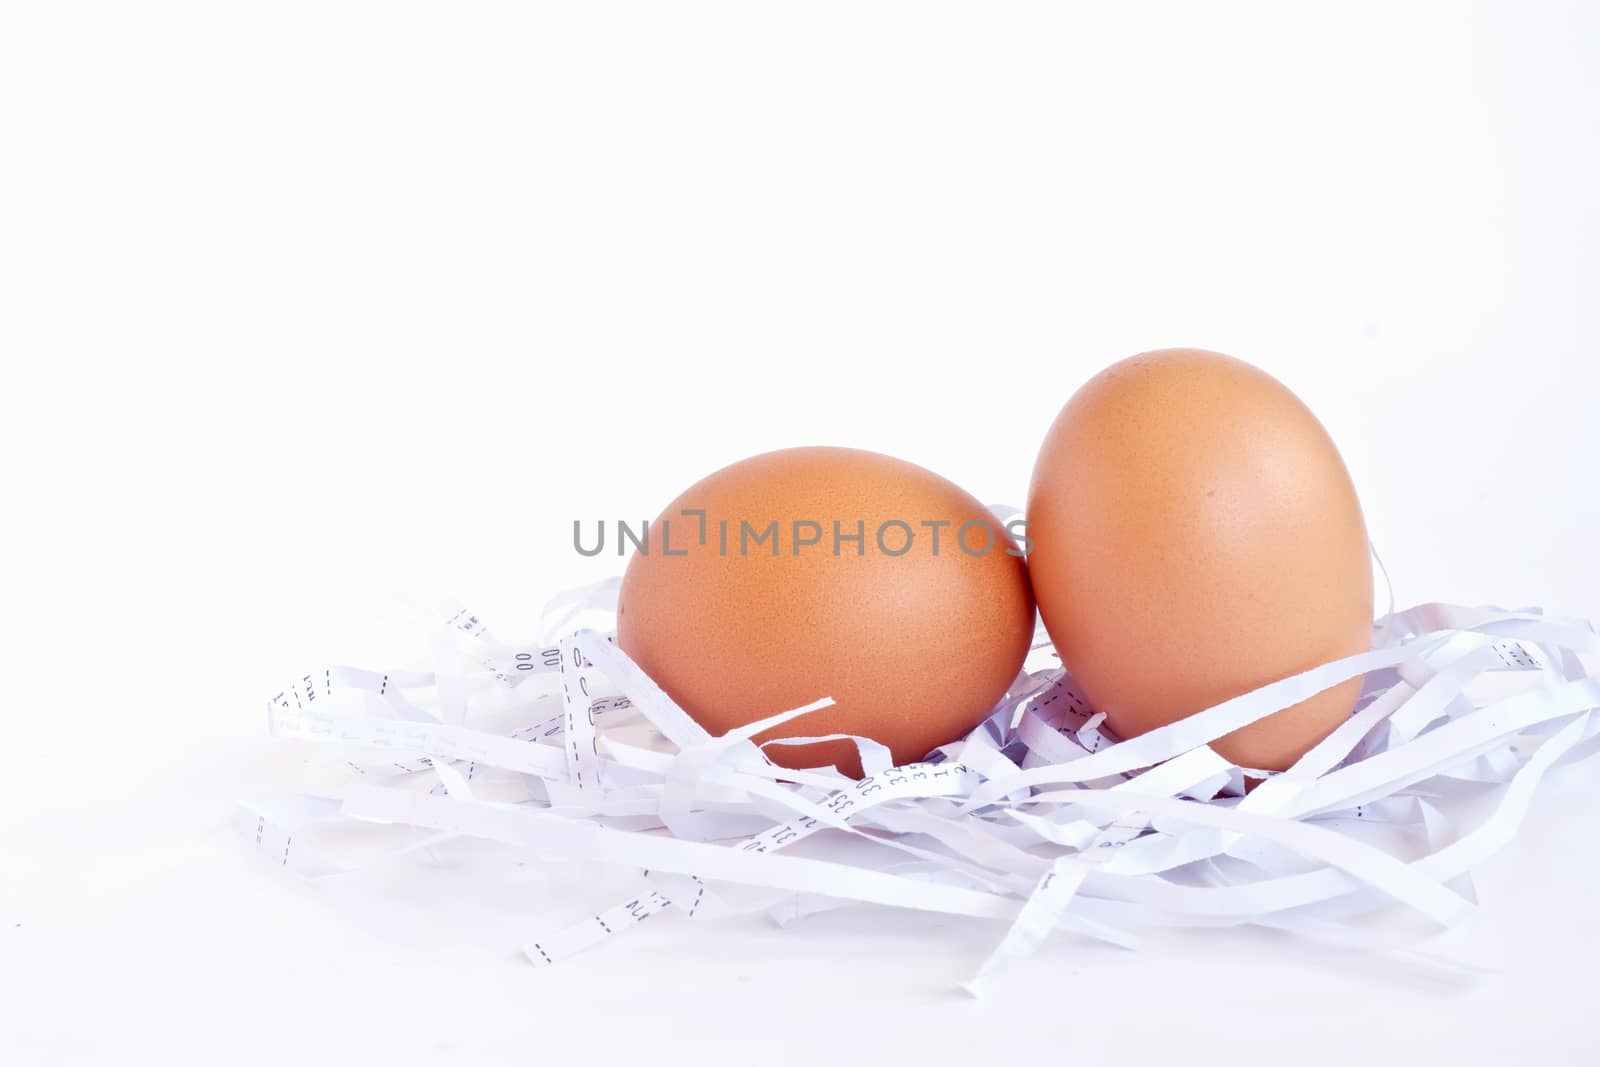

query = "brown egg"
[
  {"left": 1027, "top": 349, "right": 1373, "bottom": 770},
  {"left": 617, "top": 447, "right": 1035, "bottom": 776}
]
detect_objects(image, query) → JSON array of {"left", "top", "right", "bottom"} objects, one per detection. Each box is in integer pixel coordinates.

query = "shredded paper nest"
[{"left": 249, "top": 577, "right": 1600, "bottom": 990}]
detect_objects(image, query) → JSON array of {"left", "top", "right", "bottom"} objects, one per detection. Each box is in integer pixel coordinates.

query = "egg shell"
[
  {"left": 1026, "top": 349, "right": 1373, "bottom": 770},
  {"left": 617, "top": 446, "right": 1036, "bottom": 777}
]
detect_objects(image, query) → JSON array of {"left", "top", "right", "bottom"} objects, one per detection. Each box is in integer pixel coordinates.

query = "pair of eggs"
[{"left": 617, "top": 349, "right": 1373, "bottom": 775}]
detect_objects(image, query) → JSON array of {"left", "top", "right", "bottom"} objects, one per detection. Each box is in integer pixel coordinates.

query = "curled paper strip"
[{"left": 250, "top": 581, "right": 1600, "bottom": 991}]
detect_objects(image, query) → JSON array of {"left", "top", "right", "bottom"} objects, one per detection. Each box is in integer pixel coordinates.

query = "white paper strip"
[{"left": 249, "top": 587, "right": 1600, "bottom": 990}]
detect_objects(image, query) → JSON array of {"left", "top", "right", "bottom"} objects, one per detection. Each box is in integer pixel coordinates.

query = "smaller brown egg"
[{"left": 617, "top": 447, "right": 1036, "bottom": 776}]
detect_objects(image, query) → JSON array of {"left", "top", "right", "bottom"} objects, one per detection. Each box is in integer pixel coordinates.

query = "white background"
[{"left": 3, "top": 2, "right": 1598, "bottom": 1063}]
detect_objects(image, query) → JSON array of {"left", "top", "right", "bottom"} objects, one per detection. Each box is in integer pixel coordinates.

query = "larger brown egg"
[
  {"left": 617, "top": 447, "right": 1036, "bottom": 776},
  {"left": 1027, "top": 349, "right": 1373, "bottom": 770}
]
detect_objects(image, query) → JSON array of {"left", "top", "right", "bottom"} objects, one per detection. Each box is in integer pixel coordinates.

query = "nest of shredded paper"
[{"left": 249, "top": 578, "right": 1600, "bottom": 988}]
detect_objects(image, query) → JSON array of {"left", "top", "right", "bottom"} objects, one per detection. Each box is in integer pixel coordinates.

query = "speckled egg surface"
[
  {"left": 618, "top": 446, "right": 1036, "bottom": 776},
  {"left": 1026, "top": 349, "right": 1374, "bottom": 770}
]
